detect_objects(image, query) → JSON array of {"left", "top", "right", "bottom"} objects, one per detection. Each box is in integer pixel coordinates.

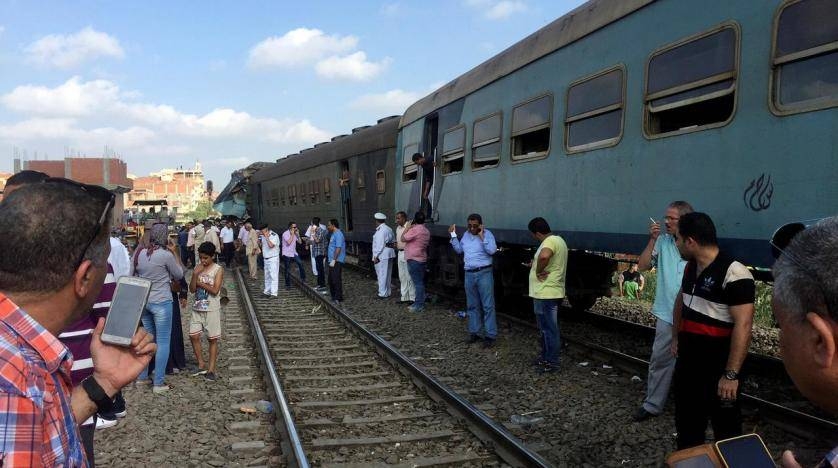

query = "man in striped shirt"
[{"left": 671, "top": 212, "right": 755, "bottom": 449}]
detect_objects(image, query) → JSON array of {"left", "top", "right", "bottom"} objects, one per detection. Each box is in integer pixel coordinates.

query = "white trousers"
[
  {"left": 375, "top": 258, "right": 393, "bottom": 297},
  {"left": 264, "top": 256, "right": 279, "bottom": 296},
  {"left": 310, "top": 254, "right": 318, "bottom": 276},
  {"left": 397, "top": 251, "right": 415, "bottom": 301}
]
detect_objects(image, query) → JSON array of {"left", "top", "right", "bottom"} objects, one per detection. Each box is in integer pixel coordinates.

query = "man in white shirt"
[
  {"left": 372, "top": 212, "right": 396, "bottom": 299},
  {"left": 109, "top": 236, "right": 131, "bottom": 279},
  {"left": 220, "top": 221, "right": 235, "bottom": 268},
  {"left": 259, "top": 223, "right": 280, "bottom": 297}
]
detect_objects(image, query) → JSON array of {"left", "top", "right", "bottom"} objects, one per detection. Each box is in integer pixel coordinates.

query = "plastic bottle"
[
  {"left": 255, "top": 400, "right": 274, "bottom": 413},
  {"left": 510, "top": 414, "right": 544, "bottom": 425}
]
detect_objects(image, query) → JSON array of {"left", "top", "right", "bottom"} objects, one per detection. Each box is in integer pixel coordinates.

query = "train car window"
[
  {"left": 771, "top": 0, "right": 838, "bottom": 115},
  {"left": 645, "top": 24, "right": 739, "bottom": 138},
  {"left": 472, "top": 113, "right": 501, "bottom": 169},
  {"left": 270, "top": 188, "right": 279, "bottom": 208},
  {"left": 289, "top": 184, "right": 296, "bottom": 205},
  {"left": 511, "top": 94, "right": 552, "bottom": 161},
  {"left": 376, "top": 170, "right": 386, "bottom": 194},
  {"left": 323, "top": 177, "right": 331, "bottom": 202},
  {"left": 356, "top": 172, "right": 367, "bottom": 202},
  {"left": 312, "top": 180, "right": 319, "bottom": 204},
  {"left": 402, "top": 143, "right": 419, "bottom": 182},
  {"left": 280, "top": 187, "right": 286, "bottom": 206},
  {"left": 299, "top": 183, "right": 307, "bottom": 205},
  {"left": 565, "top": 66, "right": 625, "bottom": 153},
  {"left": 441, "top": 125, "right": 465, "bottom": 175}
]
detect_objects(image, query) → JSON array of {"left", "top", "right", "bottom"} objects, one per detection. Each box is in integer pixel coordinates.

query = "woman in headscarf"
[{"left": 131, "top": 223, "right": 184, "bottom": 393}]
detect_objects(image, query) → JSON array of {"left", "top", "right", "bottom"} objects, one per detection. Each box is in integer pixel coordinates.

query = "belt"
[
  {"left": 397, "top": 249, "right": 404, "bottom": 252},
  {"left": 465, "top": 265, "right": 492, "bottom": 273},
  {"left": 264, "top": 255, "right": 278, "bottom": 259}
]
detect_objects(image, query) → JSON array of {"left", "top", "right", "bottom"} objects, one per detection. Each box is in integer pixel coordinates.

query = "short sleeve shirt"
[
  {"left": 528, "top": 235, "right": 568, "bottom": 300},
  {"left": 650, "top": 233, "right": 688, "bottom": 324},
  {"left": 680, "top": 252, "right": 755, "bottom": 338}
]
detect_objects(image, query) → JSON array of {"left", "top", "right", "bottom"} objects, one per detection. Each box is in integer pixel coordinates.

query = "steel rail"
[
  {"left": 234, "top": 270, "right": 309, "bottom": 468},
  {"left": 286, "top": 272, "right": 552, "bottom": 468}
]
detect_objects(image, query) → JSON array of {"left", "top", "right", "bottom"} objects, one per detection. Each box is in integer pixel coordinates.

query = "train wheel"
[{"left": 568, "top": 293, "right": 597, "bottom": 312}]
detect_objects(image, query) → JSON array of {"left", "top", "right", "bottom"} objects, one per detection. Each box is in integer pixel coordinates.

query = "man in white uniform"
[
  {"left": 371, "top": 212, "right": 395, "bottom": 299},
  {"left": 259, "top": 223, "right": 280, "bottom": 297}
]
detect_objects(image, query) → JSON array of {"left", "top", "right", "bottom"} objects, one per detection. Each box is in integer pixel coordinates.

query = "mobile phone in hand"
[{"left": 101, "top": 277, "right": 152, "bottom": 346}]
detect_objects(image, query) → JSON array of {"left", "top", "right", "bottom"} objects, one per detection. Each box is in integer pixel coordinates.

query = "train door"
[
  {"left": 339, "top": 160, "right": 353, "bottom": 231},
  {"left": 422, "top": 115, "right": 438, "bottom": 221}
]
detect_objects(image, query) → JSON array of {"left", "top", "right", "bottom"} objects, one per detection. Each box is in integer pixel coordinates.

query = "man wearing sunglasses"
[
  {"left": 770, "top": 217, "right": 838, "bottom": 468},
  {"left": 0, "top": 180, "right": 156, "bottom": 466}
]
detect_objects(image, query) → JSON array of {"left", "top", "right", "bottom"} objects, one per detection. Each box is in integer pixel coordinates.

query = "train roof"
[
  {"left": 399, "top": 0, "right": 654, "bottom": 129},
  {"left": 251, "top": 116, "right": 400, "bottom": 183}
]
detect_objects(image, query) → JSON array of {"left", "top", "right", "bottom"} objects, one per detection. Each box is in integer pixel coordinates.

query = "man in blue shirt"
[
  {"left": 633, "top": 200, "right": 693, "bottom": 422},
  {"left": 449, "top": 213, "right": 498, "bottom": 348},
  {"left": 327, "top": 218, "right": 346, "bottom": 306}
]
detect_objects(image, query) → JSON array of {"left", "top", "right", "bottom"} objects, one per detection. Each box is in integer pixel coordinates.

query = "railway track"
[{"left": 233, "top": 269, "right": 549, "bottom": 467}]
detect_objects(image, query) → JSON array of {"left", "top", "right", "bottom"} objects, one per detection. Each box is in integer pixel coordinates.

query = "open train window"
[
  {"left": 644, "top": 23, "right": 739, "bottom": 138},
  {"left": 771, "top": 0, "right": 838, "bottom": 115},
  {"left": 323, "top": 177, "right": 331, "bottom": 202},
  {"left": 441, "top": 124, "right": 465, "bottom": 175},
  {"left": 356, "top": 172, "right": 367, "bottom": 202},
  {"left": 376, "top": 170, "right": 386, "bottom": 194},
  {"left": 402, "top": 143, "right": 419, "bottom": 182},
  {"left": 511, "top": 94, "right": 552, "bottom": 161},
  {"left": 566, "top": 66, "right": 625, "bottom": 153},
  {"left": 472, "top": 113, "right": 501, "bottom": 169}
]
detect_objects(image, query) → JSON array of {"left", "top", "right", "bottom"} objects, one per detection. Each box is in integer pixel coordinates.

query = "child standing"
[{"left": 189, "top": 241, "right": 224, "bottom": 381}]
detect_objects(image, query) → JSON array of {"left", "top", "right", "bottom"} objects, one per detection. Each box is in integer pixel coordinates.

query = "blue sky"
[{"left": 0, "top": 0, "right": 586, "bottom": 187}]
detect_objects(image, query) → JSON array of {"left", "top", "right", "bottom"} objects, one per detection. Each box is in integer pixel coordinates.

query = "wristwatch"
[
  {"left": 82, "top": 376, "right": 115, "bottom": 413},
  {"left": 723, "top": 369, "right": 739, "bottom": 381}
]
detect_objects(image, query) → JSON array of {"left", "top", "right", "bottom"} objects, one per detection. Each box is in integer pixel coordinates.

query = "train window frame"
[
  {"left": 299, "top": 183, "right": 307, "bottom": 205},
  {"left": 323, "top": 177, "right": 331, "bottom": 202},
  {"left": 402, "top": 143, "right": 419, "bottom": 182},
  {"left": 565, "top": 64, "right": 626, "bottom": 154},
  {"left": 510, "top": 93, "right": 553, "bottom": 162},
  {"left": 270, "top": 188, "right": 279, "bottom": 208},
  {"left": 280, "top": 186, "right": 286, "bottom": 206},
  {"left": 643, "top": 22, "right": 740, "bottom": 140},
  {"left": 769, "top": 0, "right": 838, "bottom": 116},
  {"left": 375, "top": 170, "right": 386, "bottom": 194},
  {"left": 441, "top": 124, "right": 465, "bottom": 176},
  {"left": 289, "top": 184, "right": 296, "bottom": 205},
  {"left": 310, "top": 180, "right": 318, "bottom": 204},
  {"left": 471, "top": 112, "right": 502, "bottom": 171}
]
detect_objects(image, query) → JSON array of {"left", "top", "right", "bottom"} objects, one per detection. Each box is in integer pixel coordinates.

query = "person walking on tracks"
[
  {"left": 307, "top": 217, "right": 328, "bottom": 292},
  {"left": 401, "top": 211, "right": 430, "bottom": 313},
  {"left": 394, "top": 211, "right": 415, "bottom": 304},
  {"left": 372, "top": 212, "right": 396, "bottom": 299},
  {"left": 632, "top": 201, "right": 693, "bottom": 422},
  {"left": 671, "top": 212, "right": 755, "bottom": 449},
  {"left": 189, "top": 241, "right": 224, "bottom": 382},
  {"left": 449, "top": 213, "right": 497, "bottom": 348},
  {"left": 220, "top": 220, "right": 235, "bottom": 268},
  {"left": 527, "top": 217, "right": 568, "bottom": 374},
  {"left": 243, "top": 222, "right": 260, "bottom": 280},
  {"left": 281, "top": 221, "right": 306, "bottom": 288},
  {"left": 327, "top": 219, "right": 346, "bottom": 306},
  {"left": 259, "top": 223, "right": 280, "bottom": 297}
]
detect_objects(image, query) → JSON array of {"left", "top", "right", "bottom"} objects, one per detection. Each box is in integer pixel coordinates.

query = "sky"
[{"left": 0, "top": 0, "right": 587, "bottom": 187}]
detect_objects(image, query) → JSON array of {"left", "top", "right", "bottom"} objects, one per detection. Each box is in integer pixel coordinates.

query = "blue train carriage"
[
  {"left": 249, "top": 116, "right": 400, "bottom": 267},
  {"left": 395, "top": 0, "right": 838, "bottom": 310}
]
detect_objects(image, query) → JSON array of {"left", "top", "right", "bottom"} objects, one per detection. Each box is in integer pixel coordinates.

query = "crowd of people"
[{"left": 0, "top": 169, "right": 835, "bottom": 467}]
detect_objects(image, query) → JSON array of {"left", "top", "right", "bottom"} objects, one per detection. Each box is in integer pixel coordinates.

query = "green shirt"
[{"left": 529, "top": 234, "right": 568, "bottom": 299}]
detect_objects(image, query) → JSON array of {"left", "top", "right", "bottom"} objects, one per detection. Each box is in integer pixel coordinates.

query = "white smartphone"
[
  {"left": 101, "top": 277, "right": 152, "bottom": 346},
  {"left": 715, "top": 433, "right": 774, "bottom": 468}
]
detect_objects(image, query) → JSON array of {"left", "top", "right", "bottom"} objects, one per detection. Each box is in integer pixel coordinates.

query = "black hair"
[
  {"left": 413, "top": 211, "right": 425, "bottom": 224},
  {"left": 677, "top": 212, "right": 717, "bottom": 246},
  {"left": 527, "top": 217, "right": 551, "bottom": 235},
  {"left": 396, "top": 211, "right": 407, "bottom": 218},
  {"left": 467, "top": 213, "right": 482, "bottom": 225},
  {"left": 329, "top": 218, "right": 340, "bottom": 229},
  {"left": 5, "top": 170, "right": 49, "bottom": 188},
  {"left": 198, "top": 241, "right": 217, "bottom": 256},
  {"left": 0, "top": 182, "right": 111, "bottom": 293},
  {"left": 288, "top": 221, "right": 296, "bottom": 228},
  {"left": 411, "top": 152, "right": 424, "bottom": 162},
  {"left": 312, "top": 217, "right": 321, "bottom": 225},
  {"left": 259, "top": 223, "right": 269, "bottom": 230}
]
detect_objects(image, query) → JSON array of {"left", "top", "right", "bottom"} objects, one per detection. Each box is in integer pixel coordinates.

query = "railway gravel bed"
[
  {"left": 97, "top": 269, "right": 281, "bottom": 467},
  {"left": 331, "top": 266, "right": 831, "bottom": 466},
  {"left": 241, "top": 275, "right": 510, "bottom": 467}
]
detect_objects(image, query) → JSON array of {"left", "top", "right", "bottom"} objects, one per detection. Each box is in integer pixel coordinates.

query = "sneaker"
[
  {"left": 531, "top": 357, "right": 547, "bottom": 366},
  {"left": 135, "top": 378, "right": 153, "bottom": 387},
  {"left": 537, "top": 363, "right": 560, "bottom": 374},
  {"left": 114, "top": 409, "right": 127, "bottom": 418},
  {"left": 408, "top": 306, "right": 424, "bottom": 313},
  {"left": 204, "top": 372, "right": 218, "bottom": 382},
  {"left": 171, "top": 367, "right": 181, "bottom": 375},
  {"left": 152, "top": 384, "right": 170, "bottom": 394},
  {"left": 482, "top": 338, "right": 496, "bottom": 349},
  {"left": 191, "top": 368, "right": 208, "bottom": 377},
  {"left": 465, "top": 334, "right": 481, "bottom": 344},
  {"left": 95, "top": 416, "right": 118, "bottom": 430},
  {"left": 632, "top": 407, "right": 657, "bottom": 422}
]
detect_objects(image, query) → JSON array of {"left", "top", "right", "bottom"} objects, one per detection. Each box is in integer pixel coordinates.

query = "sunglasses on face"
[{"left": 46, "top": 178, "right": 116, "bottom": 269}]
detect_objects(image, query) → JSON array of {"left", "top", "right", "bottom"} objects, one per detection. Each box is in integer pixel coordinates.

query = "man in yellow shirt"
[{"left": 527, "top": 217, "right": 568, "bottom": 374}]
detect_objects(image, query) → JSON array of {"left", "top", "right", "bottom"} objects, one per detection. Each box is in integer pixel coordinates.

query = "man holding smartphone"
[
  {"left": 260, "top": 224, "right": 280, "bottom": 297},
  {"left": 0, "top": 181, "right": 156, "bottom": 466},
  {"left": 281, "top": 221, "right": 306, "bottom": 288}
]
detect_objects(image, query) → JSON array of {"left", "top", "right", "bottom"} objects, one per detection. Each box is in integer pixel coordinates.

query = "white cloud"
[
  {"left": 315, "top": 52, "right": 390, "bottom": 81},
  {"left": 1, "top": 76, "right": 120, "bottom": 116},
  {"left": 247, "top": 28, "right": 358, "bottom": 68},
  {"left": 381, "top": 3, "right": 402, "bottom": 16},
  {"left": 0, "top": 118, "right": 155, "bottom": 148},
  {"left": 350, "top": 89, "right": 423, "bottom": 114},
  {"left": 24, "top": 27, "right": 124, "bottom": 69},
  {"left": 464, "top": 0, "right": 527, "bottom": 19}
]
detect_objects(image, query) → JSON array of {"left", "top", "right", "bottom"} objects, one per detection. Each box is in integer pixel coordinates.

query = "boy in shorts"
[{"left": 189, "top": 241, "right": 224, "bottom": 381}]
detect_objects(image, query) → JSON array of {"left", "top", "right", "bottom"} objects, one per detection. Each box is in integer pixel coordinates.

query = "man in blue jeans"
[
  {"left": 449, "top": 213, "right": 498, "bottom": 348},
  {"left": 527, "top": 217, "right": 568, "bottom": 374}
]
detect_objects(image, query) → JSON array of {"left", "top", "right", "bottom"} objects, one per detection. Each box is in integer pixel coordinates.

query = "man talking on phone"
[{"left": 0, "top": 181, "right": 156, "bottom": 466}]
